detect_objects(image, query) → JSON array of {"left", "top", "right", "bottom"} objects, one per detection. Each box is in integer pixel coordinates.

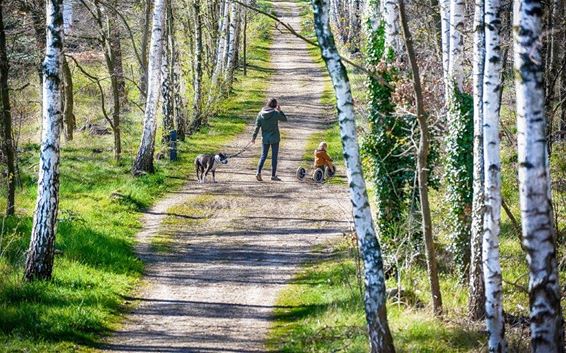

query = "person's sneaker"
[
  {"left": 256, "top": 174, "right": 263, "bottom": 182},
  {"left": 271, "top": 176, "right": 282, "bottom": 181}
]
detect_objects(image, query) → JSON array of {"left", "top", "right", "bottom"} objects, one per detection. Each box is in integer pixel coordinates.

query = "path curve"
[{"left": 104, "top": 1, "right": 351, "bottom": 352}]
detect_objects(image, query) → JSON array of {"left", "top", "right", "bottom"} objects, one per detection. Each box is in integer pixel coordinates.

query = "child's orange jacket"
[{"left": 314, "top": 149, "right": 333, "bottom": 167}]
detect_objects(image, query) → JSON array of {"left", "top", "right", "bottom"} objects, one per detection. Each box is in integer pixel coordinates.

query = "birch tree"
[
  {"left": 225, "top": 1, "right": 241, "bottom": 89},
  {"left": 481, "top": 0, "right": 507, "bottom": 349},
  {"left": 24, "top": 0, "right": 64, "bottom": 280},
  {"left": 312, "top": 1, "right": 395, "bottom": 352},
  {"left": 468, "top": 0, "right": 486, "bottom": 321},
  {"left": 133, "top": 0, "right": 166, "bottom": 175},
  {"left": 440, "top": 0, "right": 450, "bottom": 91},
  {"left": 0, "top": 0, "right": 16, "bottom": 216},
  {"left": 445, "top": 0, "right": 473, "bottom": 278},
  {"left": 209, "top": 0, "right": 230, "bottom": 103},
  {"left": 514, "top": 0, "right": 565, "bottom": 350},
  {"left": 382, "top": 0, "right": 402, "bottom": 55},
  {"left": 161, "top": 2, "right": 174, "bottom": 142}
]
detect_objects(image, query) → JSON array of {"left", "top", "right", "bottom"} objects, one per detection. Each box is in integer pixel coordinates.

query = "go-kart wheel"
[
  {"left": 296, "top": 167, "right": 306, "bottom": 181},
  {"left": 326, "top": 165, "right": 336, "bottom": 177},
  {"left": 313, "top": 168, "right": 324, "bottom": 183}
]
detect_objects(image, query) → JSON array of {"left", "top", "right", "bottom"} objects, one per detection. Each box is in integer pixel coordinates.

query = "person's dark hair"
[{"left": 266, "top": 98, "right": 278, "bottom": 109}]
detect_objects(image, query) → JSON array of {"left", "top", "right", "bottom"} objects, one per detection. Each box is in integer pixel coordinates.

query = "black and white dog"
[{"left": 194, "top": 153, "right": 228, "bottom": 183}]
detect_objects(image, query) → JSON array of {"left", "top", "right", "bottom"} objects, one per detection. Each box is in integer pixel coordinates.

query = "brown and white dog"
[{"left": 194, "top": 153, "right": 228, "bottom": 183}]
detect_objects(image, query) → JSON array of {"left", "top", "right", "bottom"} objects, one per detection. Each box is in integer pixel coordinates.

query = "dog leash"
[{"left": 227, "top": 141, "right": 253, "bottom": 159}]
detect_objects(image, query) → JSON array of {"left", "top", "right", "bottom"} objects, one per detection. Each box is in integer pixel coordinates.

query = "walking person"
[{"left": 251, "top": 98, "right": 287, "bottom": 181}]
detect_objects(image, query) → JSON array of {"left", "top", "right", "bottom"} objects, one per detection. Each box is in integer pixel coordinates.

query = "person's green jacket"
[{"left": 252, "top": 108, "right": 288, "bottom": 144}]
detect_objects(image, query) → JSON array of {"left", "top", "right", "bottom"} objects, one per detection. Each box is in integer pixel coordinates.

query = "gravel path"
[{"left": 103, "top": 1, "right": 351, "bottom": 352}]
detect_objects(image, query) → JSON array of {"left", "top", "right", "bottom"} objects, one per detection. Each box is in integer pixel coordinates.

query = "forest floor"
[{"left": 102, "top": 1, "right": 351, "bottom": 352}]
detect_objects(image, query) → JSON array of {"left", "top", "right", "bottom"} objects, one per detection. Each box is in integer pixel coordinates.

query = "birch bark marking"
[
  {"left": 482, "top": 0, "right": 507, "bottom": 350},
  {"left": 513, "top": 0, "right": 565, "bottom": 351},
  {"left": 133, "top": 0, "right": 166, "bottom": 175},
  {"left": 469, "top": 0, "right": 486, "bottom": 321},
  {"left": 24, "top": 0, "right": 64, "bottom": 281},
  {"left": 311, "top": 1, "right": 395, "bottom": 352}
]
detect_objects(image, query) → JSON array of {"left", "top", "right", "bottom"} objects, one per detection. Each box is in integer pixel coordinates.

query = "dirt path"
[{"left": 103, "top": 1, "right": 351, "bottom": 352}]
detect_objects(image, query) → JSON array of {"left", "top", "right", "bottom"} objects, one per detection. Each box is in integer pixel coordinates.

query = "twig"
[{"left": 66, "top": 54, "right": 115, "bottom": 130}]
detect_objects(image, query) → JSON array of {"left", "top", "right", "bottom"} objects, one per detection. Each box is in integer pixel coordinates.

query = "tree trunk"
[
  {"left": 446, "top": 0, "right": 473, "bottom": 279},
  {"left": 383, "top": 0, "right": 402, "bottom": 56},
  {"left": 0, "top": 0, "right": 16, "bottom": 216},
  {"left": 468, "top": 0, "right": 486, "bottom": 321},
  {"left": 24, "top": 0, "right": 64, "bottom": 281},
  {"left": 482, "top": 0, "right": 507, "bottom": 349},
  {"left": 191, "top": 0, "right": 204, "bottom": 132},
  {"left": 242, "top": 6, "right": 247, "bottom": 76},
  {"left": 440, "top": 0, "right": 450, "bottom": 95},
  {"left": 62, "top": 56, "right": 76, "bottom": 141},
  {"left": 139, "top": 0, "right": 152, "bottom": 100},
  {"left": 209, "top": 0, "right": 230, "bottom": 104},
  {"left": 311, "top": 1, "right": 396, "bottom": 352},
  {"left": 225, "top": 1, "right": 241, "bottom": 89},
  {"left": 95, "top": 0, "right": 121, "bottom": 160},
  {"left": 172, "top": 41, "right": 186, "bottom": 141},
  {"left": 161, "top": 2, "right": 174, "bottom": 143},
  {"left": 513, "top": 0, "right": 565, "bottom": 351},
  {"left": 398, "top": 0, "right": 443, "bottom": 317},
  {"left": 347, "top": 0, "right": 361, "bottom": 53},
  {"left": 133, "top": 0, "right": 166, "bottom": 175},
  {"left": 107, "top": 0, "right": 127, "bottom": 107}
]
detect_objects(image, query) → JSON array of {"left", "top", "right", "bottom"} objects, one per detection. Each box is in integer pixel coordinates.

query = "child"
[{"left": 314, "top": 142, "right": 335, "bottom": 173}]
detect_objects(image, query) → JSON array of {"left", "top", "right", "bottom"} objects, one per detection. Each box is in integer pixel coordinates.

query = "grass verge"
[{"left": 0, "top": 3, "right": 273, "bottom": 351}]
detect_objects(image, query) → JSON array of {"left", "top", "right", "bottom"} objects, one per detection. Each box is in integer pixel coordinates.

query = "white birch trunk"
[
  {"left": 24, "top": 0, "right": 64, "bottom": 281},
  {"left": 311, "top": 1, "right": 395, "bottom": 352},
  {"left": 482, "top": 0, "right": 507, "bottom": 350},
  {"left": 469, "top": 0, "right": 486, "bottom": 321},
  {"left": 63, "top": 0, "right": 73, "bottom": 33},
  {"left": 513, "top": 0, "right": 565, "bottom": 350},
  {"left": 382, "top": 0, "right": 402, "bottom": 56},
  {"left": 440, "top": 0, "right": 450, "bottom": 94},
  {"left": 133, "top": 0, "right": 166, "bottom": 175},
  {"left": 448, "top": 0, "right": 464, "bottom": 92},
  {"left": 210, "top": 0, "right": 230, "bottom": 101},
  {"left": 161, "top": 6, "right": 173, "bottom": 142},
  {"left": 224, "top": 1, "right": 241, "bottom": 86}
]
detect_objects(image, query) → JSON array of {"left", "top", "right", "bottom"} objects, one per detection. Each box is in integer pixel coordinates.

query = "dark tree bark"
[
  {"left": 62, "top": 56, "right": 76, "bottom": 141},
  {"left": 0, "top": 0, "right": 16, "bottom": 216},
  {"left": 107, "top": 0, "right": 127, "bottom": 107},
  {"left": 398, "top": 0, "right": 443, "bottom": 317},
  {"left": 190, "top": 0, "right": 204, "bottom": 133},
  {"left": 139, "top": 0, "right": 152, "bottom": 101},
  {"left": 24, "top": 0, "right": 64, "bottom": 281},
  {"left": 311, "top": 1, "right": 396, "bottom": 352}
]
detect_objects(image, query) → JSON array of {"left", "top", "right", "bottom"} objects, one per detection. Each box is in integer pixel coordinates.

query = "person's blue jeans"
[{"left": 257, "top": 143, "right": 279, "bottom": 177}]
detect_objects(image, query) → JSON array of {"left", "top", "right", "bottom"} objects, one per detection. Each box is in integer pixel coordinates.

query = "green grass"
[
  {"left": 267, "top": 239, "right": 534, "bottom": 353},
  {"left": 0, "top": 4, "right": 273, "bottom": 351}
]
